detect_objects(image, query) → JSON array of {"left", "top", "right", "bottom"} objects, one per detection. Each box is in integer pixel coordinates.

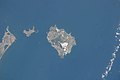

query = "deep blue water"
[{"left": 0, "top": 0, "right": 120, "bottom": 80}]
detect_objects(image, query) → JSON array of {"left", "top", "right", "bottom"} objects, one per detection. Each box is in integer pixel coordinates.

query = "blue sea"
[{"left": 0, "top": 0, "right": 120, "bottom": 80}]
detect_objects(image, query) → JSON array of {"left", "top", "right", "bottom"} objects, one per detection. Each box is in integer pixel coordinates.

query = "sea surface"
[{"left": 0, "top": 0, "right": 120, "bottom": 80}]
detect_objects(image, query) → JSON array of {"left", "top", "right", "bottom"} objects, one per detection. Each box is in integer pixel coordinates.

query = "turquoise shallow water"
[{"left": 0, "top": 0, "right": 120, "bottom": 80}]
